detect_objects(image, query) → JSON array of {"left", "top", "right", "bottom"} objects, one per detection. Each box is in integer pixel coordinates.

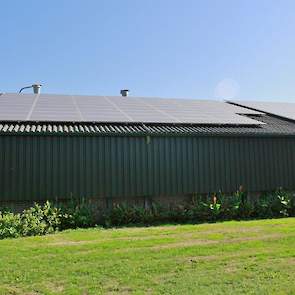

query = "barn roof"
[
  {"left": 229, "top": 100, "right": 295, "bottom": 122},
  {"left": 0, "top": 93, "right": 295, "bottom": 136},
  {"left": 0, "top": 93, "right": 263, "bottom": 125}
]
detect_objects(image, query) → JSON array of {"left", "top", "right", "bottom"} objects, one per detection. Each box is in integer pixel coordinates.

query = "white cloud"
[{"left": 214, "top": 78, "right": 240, "bottom": 99}]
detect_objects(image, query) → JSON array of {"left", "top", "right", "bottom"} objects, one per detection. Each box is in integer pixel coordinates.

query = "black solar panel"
[
  {"left": 0, "top": 93, "right": 264, "bottom": 125},
  {"left": 230, "top": 100, "right": 295, "bottom": 122}
]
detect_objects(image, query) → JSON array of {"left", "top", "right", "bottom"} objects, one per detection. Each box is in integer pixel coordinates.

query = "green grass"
[{"left": 1, "top": 218, "right": 295, "bottom": 295}]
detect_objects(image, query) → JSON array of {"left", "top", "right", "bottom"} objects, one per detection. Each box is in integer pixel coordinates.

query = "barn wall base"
[{"left": 0, "top": 192, "right": 267, "bottom": 214}]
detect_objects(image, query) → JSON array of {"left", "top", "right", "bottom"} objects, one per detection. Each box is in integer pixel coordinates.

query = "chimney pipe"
[
  {"left": 120, "top": 89, "right": 129, "bottom": 97},
  {"left": 32, "top": 84, "right": 42, "bottom": 94},
  {"left": 19, "top": 83, "right": 42, "bottom": 94}
]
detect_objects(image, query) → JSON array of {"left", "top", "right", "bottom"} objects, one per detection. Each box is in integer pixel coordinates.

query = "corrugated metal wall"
[{"left": 0, "top": 135, "right": 295, "bottom": 201}]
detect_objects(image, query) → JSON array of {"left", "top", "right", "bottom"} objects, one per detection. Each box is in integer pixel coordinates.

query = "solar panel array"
[
  {"left": 0, "top": 93, "right": 264, "bottom": 125},
  {"left": 230, "top": 100, "right": 295, "bottom": 122}
]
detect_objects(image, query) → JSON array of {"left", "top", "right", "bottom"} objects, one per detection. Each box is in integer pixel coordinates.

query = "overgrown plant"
[
  {"left": 254, "top": 190, "right": 293, "bottom": 218},
  {"left": 58, "top": 198, "right": 95, "bottom": 229},
  {"left": 0, "top": 198, "right": 95, "bottom": 239},
  {"left": 0, "top": 212, "right": 22, "bottom": 239},
  {"left": 1, "top": 190, "right": 295, "bottom": 239}
]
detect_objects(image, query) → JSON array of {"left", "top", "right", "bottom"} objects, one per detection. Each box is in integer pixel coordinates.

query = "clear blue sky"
[{"left": 1, "top": 0, "right": 295, "bottom": 101}]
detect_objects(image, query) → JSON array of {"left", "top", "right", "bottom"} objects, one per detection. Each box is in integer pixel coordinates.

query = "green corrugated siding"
[{"left": 0, "top": 135, "right": 295, "bottom": 201}]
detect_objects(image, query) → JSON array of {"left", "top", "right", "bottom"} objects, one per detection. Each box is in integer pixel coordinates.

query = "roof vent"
[
  {"left": 120, "top": 89, "right": 129, "bottom": 97},
  {"left": 19, "top": 83, "right": 42, "bottom": 94},
  {"left": 32, "top": 84, "right": 42, "bottom": 94}
]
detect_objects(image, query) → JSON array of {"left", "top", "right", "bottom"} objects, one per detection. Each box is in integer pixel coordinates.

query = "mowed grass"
[{"left": 1, "top": 219, "right": 295, "bottom": 295}]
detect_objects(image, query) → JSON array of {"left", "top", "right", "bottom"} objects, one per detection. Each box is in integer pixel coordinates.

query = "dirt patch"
[
  {"left": 48, "top": 240, "right": 93, "bottom": 246},
  {"left": 112, "top": 235, "right": 163, "bottom": 241},
  {"left": 77, "top": 232, "right": 289, "bottom": 254},
  {"left": 210, "top": 226, "right": 264, "bottom": 233},
  {"left": 151, "top": 233, "right": 286, "bottom": 250},
  {"left": 185, "top": 255, "right": 218, "bottom": 264},
  {"left": 1, "top": 286, "right": 40, "bottom": 295},
  {"left": 45, "top": 281, "right": 64, "bottom": 293},
  {"left": 181, "top": 247, "right": 277, "bottom": 264},
  {"left": 105, "top": 287, "right": 134, "bottom": 295},
  {"left": 47, "top": 229, "right": 288, "bottom": 251},
  {"left": 46, "top": 225, "right": 267, "bottom": 246},
  {"left": 230, "top": 233, "right": 284, "bottom": 243},
  {"left": 104, "top": 279, "right": 134, "bottom": 295},
  {"left": 277, "top": 257, "right": 295, "bottom": 266},
  {"left": 107, "top": 226, "right": 264, "bottom": 242},
  {"left": 152, "top": 239, "right": 217, "bottom": 250},
  {"left": 223, "top": 263, "right": 239, "bottom": 273}
]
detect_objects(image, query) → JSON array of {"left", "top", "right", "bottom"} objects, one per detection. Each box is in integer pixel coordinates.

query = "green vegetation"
[
  {"left": 0, "top": 200, "right": 94, "bottom": 239},
  {"left": 1, "top": 190, "right": 295, "bottom": 240},
  {"left": 0, "top": 218, "right": 295, "bottom": 294},
  {"left": 106, "top": 190, "right": 295, "bottom": 226}
]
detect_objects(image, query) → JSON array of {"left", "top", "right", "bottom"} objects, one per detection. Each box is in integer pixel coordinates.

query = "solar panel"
[
  {"left": 106, "top": 96, "right": 180, "bottom": 123},
  {"left": 30, "top": 94, "right": 81, "bottom": 121},
  {"left": 72, "top": 95, "right": 130, "bottom": 122},
  {"left": 230, "top": 100, "right": 295, "bottom": 122},
  {"left": 0, "top": 93, "right": 264, "bottom": 125},
  {"left": 0, "top": 93, "right": 36, "bottom": 120}
]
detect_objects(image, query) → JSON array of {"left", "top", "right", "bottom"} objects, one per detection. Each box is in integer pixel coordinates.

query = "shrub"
[
  {"left": 0, "top": 199, "right": 96, "bottom": 240},
  {"left": 59, "top": 198, "right": 95, "bottom": 229},
  {"left": 0, "top": 212, "right": 22, "bottom": 239},
  {"left": 104, "top": 203, "right": 155, "bottom": 226},
  {"left": 21, "top": 201, "right": 61, "bottom": 236},
  {"left": 103, "top": 202, "right": 191, "bottom": 226},
  {"left": 1, "top": 189, "right": 295, "bottom": 240},
  {"left": 0, "top": 206, "right": 12, "bottom": 214},
  {"left": 288, "top": 193, "right": 295, "bottom": 216},
  {"left": 187, "top": 198, "right": 212, "bottom": 222},
  {"left": 253, "top": 190, "right": 292, "bottom": 218},
  {"left": 104, "top": 190, "right": 295, "bottom": 226}
]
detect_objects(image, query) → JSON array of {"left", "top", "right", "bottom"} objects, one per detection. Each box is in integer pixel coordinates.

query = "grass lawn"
[{"left": 1, "top": 218, "right": 295, "bottom": 295}]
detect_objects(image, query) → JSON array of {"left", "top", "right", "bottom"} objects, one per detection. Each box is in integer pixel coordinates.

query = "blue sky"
[{"left": 1, "top": 0, "right": 295, "bottom": 101}]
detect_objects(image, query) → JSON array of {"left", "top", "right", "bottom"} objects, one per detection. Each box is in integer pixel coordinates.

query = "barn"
[{"left": 0, "top": 90, "right": 295, "bottom": 209}]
